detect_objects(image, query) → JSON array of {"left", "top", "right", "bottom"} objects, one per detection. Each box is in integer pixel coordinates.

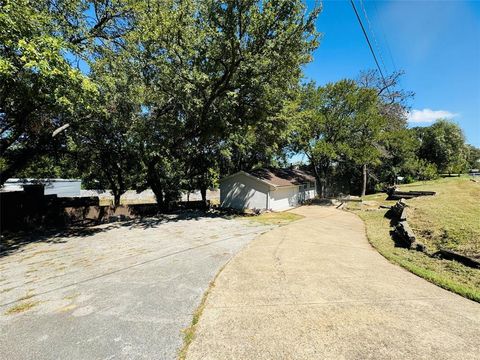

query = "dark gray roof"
[{"left": 247, "top": 168, "right": 315, "bottom": 187}]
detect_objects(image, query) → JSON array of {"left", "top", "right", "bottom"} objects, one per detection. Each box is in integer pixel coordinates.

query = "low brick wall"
[
  {"left": 1, "top": 187, "right": 99, "bottom": 231},
  {"left": 0, "top": 187, "right": 209, "bottom": 232},
  {"left": 63, "top": 203, "right": 160, "bottom": 225}
]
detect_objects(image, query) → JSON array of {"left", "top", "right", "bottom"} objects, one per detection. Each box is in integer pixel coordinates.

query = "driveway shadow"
[{"left": 0, "top": 210, "right": 234, "bottom": 258}]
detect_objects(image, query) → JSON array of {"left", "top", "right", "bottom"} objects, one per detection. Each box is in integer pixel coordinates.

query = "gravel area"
[{"left": 0, "top": 213, "right": 272, "bottom": 360}]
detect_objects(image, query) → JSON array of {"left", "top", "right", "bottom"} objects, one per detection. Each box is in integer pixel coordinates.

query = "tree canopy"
[
  {"left": 0, "top": 0, "right": 135, "bottom": 184},
  {"left": 286, "top": 80, "right": 385, "bottom": 196},
  {"left": 415, "top": 119, "right": 469, "bottom": 175},
  {"left": 1, "top": 0, "right": 320, "bottom": 206},
  {"left": 1, "top": 1, "right": 475, "bottom": 203}
]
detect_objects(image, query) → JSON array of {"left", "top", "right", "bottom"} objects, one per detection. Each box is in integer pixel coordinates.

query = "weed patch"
[
  {"left": 247, "top": 211, "right": 304, "bottom": 226},
  {"left": 5, "top": 301, "right": 39, "bottom": 315}
]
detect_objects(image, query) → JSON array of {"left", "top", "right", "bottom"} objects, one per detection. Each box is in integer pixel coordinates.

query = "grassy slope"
[
  {"left": 406, "top": 178, "right": 479, "bottom": 258},
  {"left": 348, "top": 176, "right": 480, "bottom": 302}
]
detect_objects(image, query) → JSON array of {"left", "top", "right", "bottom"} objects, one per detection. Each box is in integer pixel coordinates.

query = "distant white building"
[
  {"left": 219, "top": 168, "right": 317, "bottom": 211},
  {"left": 2, "top": 179, "right": 81, "bottom": 197}
]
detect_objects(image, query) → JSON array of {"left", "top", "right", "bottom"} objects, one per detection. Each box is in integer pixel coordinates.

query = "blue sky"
[{"left": 303, "top": 0, "right": 480, "bottom": 147}]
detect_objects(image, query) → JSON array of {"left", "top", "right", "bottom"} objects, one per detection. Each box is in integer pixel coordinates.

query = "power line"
[
  {"left": 350, "top": 0, "right": 389, "bottom": 88},
  {"left": 371, "top": 0, "right": 397, "bottom": 73},
  {"left": 359, "top": 0, "right": 388, "bottom": 75}
]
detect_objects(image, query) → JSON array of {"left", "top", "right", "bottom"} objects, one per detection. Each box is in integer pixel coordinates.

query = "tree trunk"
[
  {"left": 115, "top": 165, "right": 125, "bottom": 208},
  {"left": 200, "top": 186, "right": 207, "bottom": 209},
  {"left": 151, "top": 185, "right": 165, "bottom": 211},
  {"left": 361, "top": 164, "right": 367, "bottom": 197},
  {"left": 318, "top": 161, "right": 330, "bottom": 198},
  {"left": 313, "top": 174, "right": 322, "bottom": 198},
  {"left": 113, "top": 191, "right": 121, "bottom": 208},
  {"left": 104, "top": 169, "right": 122, "bottom": 208},
  {"left": 310, "top": 157, "right": 328, "bottom": 199},
  {"left": 163, "top": 192, "right": 173, "bottom": 212},
  {"left": 146, "top": 163, "right": 165, "bottom": 211},
  {"left": 310, "top": 163, "right": 322, "bottom": 198}
]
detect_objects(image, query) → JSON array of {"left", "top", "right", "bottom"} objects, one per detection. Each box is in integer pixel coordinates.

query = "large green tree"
[
  {"left": 0, "top": 0, "right": 134, "bottom": 185},
  {"left": 415, "top": 119, "right": 468, "bottom": 175},
  {"left": 135, "top": 0, "right": 319, "bottom": 204},
  {"left": 287, "top": 80, "right": 385, "bottom": 197},
  {"left": 2, "top": 0, "right": 320, "bottom": 209},
  {"left": 287, "top": 81, "right": 351, "bottom": 197},
  {"left": 347, "top": 87, "right": 385, "bottom": 196},
  {"left": 73, "top": 50, "right": 144, "bottom": 206},
  {"left": 466, "top": 144, "right": 480, "bottom": 170},
  {"left": 356, "top": 69, "right": 427, "bottom": 186}
]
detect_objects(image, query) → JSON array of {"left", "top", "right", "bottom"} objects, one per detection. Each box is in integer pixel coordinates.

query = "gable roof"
[
  {"left": 220, "top": 168, "right": 316, "bottom": 188},
  {"left": 246, "top": 168, "right": 315, "bottom": 187}
]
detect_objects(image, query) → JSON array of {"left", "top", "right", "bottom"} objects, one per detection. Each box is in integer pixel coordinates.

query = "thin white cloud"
[{"left": 407, "top": 108, "right": 458, "bottom": 123}]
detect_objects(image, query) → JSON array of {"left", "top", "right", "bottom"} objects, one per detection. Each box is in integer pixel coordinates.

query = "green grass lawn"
[{"left": 347, "top": 176, "right": 480, "bottom": 302}]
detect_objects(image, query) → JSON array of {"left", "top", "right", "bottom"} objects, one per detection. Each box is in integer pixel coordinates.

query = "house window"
[{"left": 303, "top": 183, "right": 307, "bottom": 190}]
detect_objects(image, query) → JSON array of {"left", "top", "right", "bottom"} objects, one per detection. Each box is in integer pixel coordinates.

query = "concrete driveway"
[
  {"left": 186, "top": 206, "right": 480, "bottom": 360},
  {"left": 0, "top": 213, "right": 273, "bottom": 360}
]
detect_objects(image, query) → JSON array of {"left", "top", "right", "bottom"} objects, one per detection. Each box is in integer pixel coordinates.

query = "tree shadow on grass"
[{"left": 0, "top": 210, "right": 233, "bottom": 258}]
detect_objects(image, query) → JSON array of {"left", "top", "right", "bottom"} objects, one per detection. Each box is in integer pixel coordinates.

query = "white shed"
[
  {"left": 219, "top": 168, "right": 317, "bottom": 211},
  {"left": 2, "top": 178, "right": 81, "bottom": 197}
]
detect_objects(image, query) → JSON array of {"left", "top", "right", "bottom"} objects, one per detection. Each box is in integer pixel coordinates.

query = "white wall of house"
[
  {"left": 220, "top": 173, "right": 318, "bottom": 211},
  {"left": 2, "top": 179, "right": 81, "bottom": 197},
  {"left": 297, "top": 182, "right": 316, "bottom": 202},
  {"left": 44, "top": 180, "right": 81, "bottom": 197},
  {"left": 220, "top": 173, "right": 269, "bottom": 210},
  {"left": 269, "top": 186, "right": 299, "bottom": 211},
  {"left": 270, "top": 182, "right": 316, "bottom": 211}
]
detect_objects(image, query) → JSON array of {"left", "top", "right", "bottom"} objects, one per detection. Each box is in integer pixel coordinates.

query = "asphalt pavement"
[{"left": 0, "top": 214, "right": 272, "bottom": 360}]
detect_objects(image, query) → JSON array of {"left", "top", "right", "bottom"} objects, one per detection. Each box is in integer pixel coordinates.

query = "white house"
[
  {"left": 219, "top": 168, "right": 317, "bottom": 211},
  {"left": 2, "top": 178, "right": 81, "bottom": 197}
]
